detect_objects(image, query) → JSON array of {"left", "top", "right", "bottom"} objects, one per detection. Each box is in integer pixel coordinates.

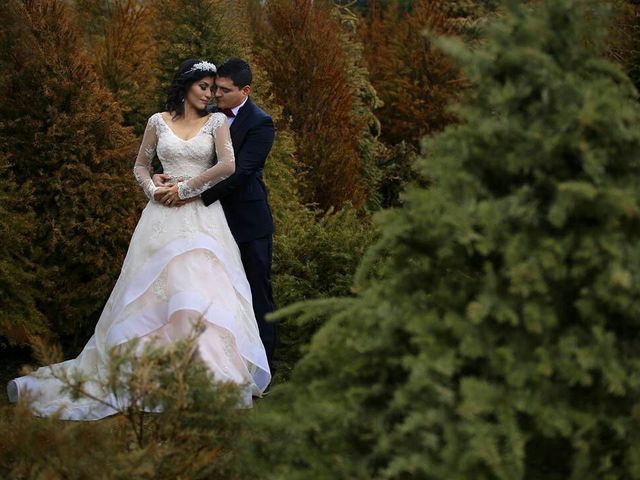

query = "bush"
[
  {"left": 272, "top": 205, "right": 376, "bottom": 377},
  {"left": 1, "top": 326, "right": 251, "bottom": 479}
]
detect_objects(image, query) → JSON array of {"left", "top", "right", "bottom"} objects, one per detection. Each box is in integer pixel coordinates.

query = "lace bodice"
[{"left": 133, "top": 112, "right": 234, "bottom": 200}]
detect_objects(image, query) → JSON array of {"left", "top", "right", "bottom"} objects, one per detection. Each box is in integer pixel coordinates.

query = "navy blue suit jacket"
[{"left": 203, "top": 98, "right": 275, "bottom": 243}]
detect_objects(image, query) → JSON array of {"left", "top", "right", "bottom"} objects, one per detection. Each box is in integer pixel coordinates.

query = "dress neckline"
[{"left": 158, "top": 113, "right": 213, "bottom": 142}]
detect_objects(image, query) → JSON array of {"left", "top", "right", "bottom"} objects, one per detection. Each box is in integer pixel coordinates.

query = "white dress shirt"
[{"left": 227, "top": 97, "right": 248, "bottom": 126}]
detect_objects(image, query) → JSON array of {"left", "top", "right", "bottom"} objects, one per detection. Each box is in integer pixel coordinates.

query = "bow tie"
[{"left": 221, "top": 108, "right": 235, "bottom": 118}]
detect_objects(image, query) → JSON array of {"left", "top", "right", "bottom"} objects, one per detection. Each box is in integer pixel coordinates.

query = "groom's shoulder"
[{"left": 247, "top": 98, "right": 271, "bottom": 120}]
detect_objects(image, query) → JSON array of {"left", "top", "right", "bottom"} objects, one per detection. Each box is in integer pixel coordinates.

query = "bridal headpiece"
[{"left": 187, "top": 61, "right": 217, "bottom": 74}]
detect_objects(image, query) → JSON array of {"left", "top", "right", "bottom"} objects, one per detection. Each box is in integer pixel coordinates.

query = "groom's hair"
[{"left": 217, "top": 57, "right": 252, "bottom": 88}]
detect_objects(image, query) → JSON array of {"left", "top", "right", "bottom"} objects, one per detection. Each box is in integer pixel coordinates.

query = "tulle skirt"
[{"left": 8, "top": 199, "right": 270, "bottom": 420}]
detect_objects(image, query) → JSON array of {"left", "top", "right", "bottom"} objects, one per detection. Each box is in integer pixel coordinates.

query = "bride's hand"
[
  {"left": 153, "top": 186, "right": 170, "bottom": 203},
  {"left": 159, "top": 183, "right": 180, "bottom": 206}
]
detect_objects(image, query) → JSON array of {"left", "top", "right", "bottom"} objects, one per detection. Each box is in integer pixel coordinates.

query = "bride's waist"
[{"left": 162, "top": 170, "right": 207, "bottom": 181}]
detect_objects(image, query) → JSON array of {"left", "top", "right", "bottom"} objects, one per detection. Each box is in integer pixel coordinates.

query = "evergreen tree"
[
  {"left": 442, "top": 0, "right": 498, "bottom": 14},
  {"left": 250, "top": 63, "right": 377, "bottom": 377},
  {"left": 0, "top": 0, "right": 143, "bottom": 352},
  {"left": 327, "top": 3, "right": 389, "bottom": 211},
  {"left": 250, "top": 1, "right": 640, "bottom": 478}
]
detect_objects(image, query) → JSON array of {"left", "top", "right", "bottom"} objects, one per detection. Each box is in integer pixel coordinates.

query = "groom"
[{"left": 155, "top": 57, "right": 277, "bottom": 369}]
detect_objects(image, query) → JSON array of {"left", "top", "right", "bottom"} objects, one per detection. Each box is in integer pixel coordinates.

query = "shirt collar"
[{"left": 231, "top": 97, "right": 249, "bottom": 116}]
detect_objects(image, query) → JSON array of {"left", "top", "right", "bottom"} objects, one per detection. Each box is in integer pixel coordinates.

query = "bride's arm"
[
  {"left": 133, "top": 115, "right": 161, "bottom": 201},
  {"left": 176, "top": 115, "right": 235, "bottom": 200}
]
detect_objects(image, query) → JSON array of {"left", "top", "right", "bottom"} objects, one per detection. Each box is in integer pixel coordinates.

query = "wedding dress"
[{"left": 7, "top": 112, "right": 271, "bottom": 419}]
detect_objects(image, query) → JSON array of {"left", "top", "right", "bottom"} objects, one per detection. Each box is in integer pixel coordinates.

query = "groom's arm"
[{"left": 201, "top": 115, "right": 275, "bottom": 206}]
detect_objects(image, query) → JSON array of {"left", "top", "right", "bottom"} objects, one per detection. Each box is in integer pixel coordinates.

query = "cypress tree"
[
  {"left": 254, "top": 0, "right": 370, "bottom": 210},
  {"left": 252, "top": 1, "right": 640, "bottom": 478},
  {"left": 0, "top": 0, "right": 142, "bottom": 352},
  {"left": 73, "top": 0, "right": 161, "bottom": 134}
]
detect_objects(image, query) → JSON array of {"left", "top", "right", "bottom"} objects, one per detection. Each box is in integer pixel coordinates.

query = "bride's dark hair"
[{"left": 165, "top": 58, "right": 216, "bottom": 119}]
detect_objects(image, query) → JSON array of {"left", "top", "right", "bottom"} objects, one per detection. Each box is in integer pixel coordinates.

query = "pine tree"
[
  {"left": 0, "top": 0, "right": 143, "bottom": 352},
  {"left": 328, "top": 3, "right": 389, "bottom": 211},
  {"left": 250, "top": 1, "right": 640, "bottom": 478},
  {"left": 249, "top": 65, "right": 377, "bottom": 378},
  {"left": 359, "top": 0, "right": 465, "bottom": 208}
]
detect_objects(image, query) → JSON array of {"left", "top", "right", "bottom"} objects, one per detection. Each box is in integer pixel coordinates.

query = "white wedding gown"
[{"left": 7, "top": 112, "right": 271, "bottom": 419}]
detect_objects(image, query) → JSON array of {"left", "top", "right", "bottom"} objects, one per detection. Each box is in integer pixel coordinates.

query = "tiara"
[{"left": 187, "top": 61, "right": 217, "bottom": 74}]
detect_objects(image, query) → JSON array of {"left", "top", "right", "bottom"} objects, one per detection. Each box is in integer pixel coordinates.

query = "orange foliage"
[
  {"left": 360, "top": 0, "right": 463, "bottom": 148},
  {"left": 254, "top": 0, "right": 368, "bottom": 210}
]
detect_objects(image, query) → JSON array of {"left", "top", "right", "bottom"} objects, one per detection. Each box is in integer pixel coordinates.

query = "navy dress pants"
[{"left": 237, "top": 235, "right": 276, "bottom": 369}]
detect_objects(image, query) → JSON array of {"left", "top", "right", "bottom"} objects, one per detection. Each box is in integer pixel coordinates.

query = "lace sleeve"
[
  {"left": 133, "top": 114, "right": 159, "bottom": 201},
  {"left": 177, "top": 114, "right": 235, "bottom": 199}
]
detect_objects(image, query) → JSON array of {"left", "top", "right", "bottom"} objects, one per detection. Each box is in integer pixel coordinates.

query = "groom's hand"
[{"left": 152, "top": 173, "right": 172, "bottom": 187}]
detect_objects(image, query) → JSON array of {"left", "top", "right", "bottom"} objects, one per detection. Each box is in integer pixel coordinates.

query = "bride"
[{"left": 6, "top": 59, "right": 271, "bottom": 419}]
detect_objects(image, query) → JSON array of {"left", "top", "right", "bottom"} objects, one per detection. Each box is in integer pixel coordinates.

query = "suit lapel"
[{"left": 229, "top": 97, "right": 253, "bottom": 141}]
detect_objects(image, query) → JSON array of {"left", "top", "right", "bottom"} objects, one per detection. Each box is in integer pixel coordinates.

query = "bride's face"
[{"left": 185, "top": 75, "right": 215, "bottom": 111}]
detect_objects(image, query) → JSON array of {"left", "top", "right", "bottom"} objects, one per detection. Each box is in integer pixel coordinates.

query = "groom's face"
[{"left": 214, "top": 76, "right": 250, "bottom": 110}]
